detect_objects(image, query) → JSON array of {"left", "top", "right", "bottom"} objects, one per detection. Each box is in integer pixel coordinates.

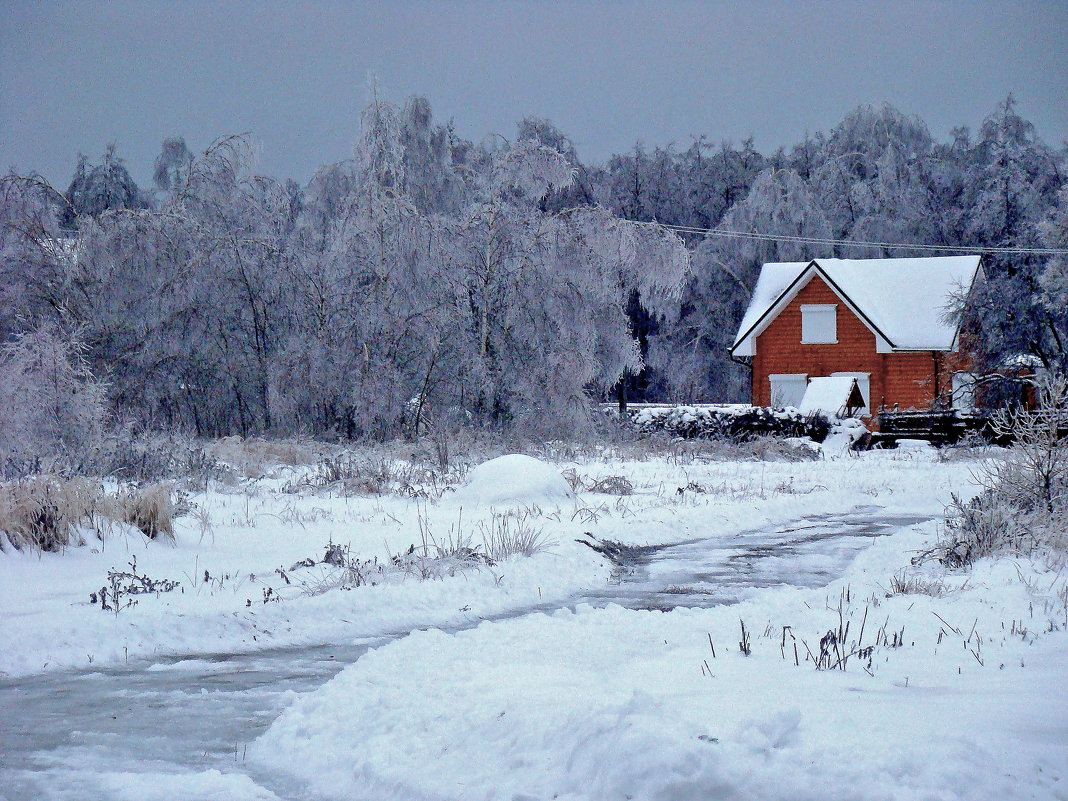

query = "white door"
[
  {"left": 831, "top": 371, "right": 871, "bottom": 415},
  {"left": 769, "top": 374, "right": 807, "bottom": 409}
]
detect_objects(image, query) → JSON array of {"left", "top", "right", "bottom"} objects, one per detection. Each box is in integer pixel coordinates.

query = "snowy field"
[{"left": 2, "top": 441, "right": 1066, "bottom": 800}]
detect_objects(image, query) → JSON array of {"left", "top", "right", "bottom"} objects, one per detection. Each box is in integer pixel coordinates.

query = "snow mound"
[
  {"left": 452, "top": 454, "right": 573, "bottom": 508},
  {"left": 820, "top": 418, "right": 868, "bottom": 456}
]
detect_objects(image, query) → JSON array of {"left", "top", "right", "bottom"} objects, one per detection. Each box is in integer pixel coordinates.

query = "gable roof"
[{"left": 730, "top": 256, "right": 982, "bottom": 357}]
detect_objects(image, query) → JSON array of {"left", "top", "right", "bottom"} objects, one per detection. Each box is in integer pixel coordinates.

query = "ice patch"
[{"left": 145, "top": 658, "right": 232, "bottom": 672}]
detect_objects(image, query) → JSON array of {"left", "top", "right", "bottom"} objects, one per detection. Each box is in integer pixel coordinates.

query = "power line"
[{"left": 633, "top": 220, "right": 1068, "bottom": 256}]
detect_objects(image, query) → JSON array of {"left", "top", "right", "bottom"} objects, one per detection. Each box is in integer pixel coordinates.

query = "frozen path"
[{"left": 0, "top": 508, "right": 932, "bottom": 801}]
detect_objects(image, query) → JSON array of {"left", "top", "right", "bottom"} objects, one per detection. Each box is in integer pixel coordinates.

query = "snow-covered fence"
[{"left": 614, "top": 404, "right": 831, "bottom": 442}]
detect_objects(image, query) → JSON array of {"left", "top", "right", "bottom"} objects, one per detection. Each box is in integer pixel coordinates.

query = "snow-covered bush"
[
  {"left": 97, "top": 427, "right": 233, "bottom": 489},
  {"left": 939, "top": 376, "right": 1068, "bottom": 567},
  {"left": 626, "top": 405, "right": 830, "bottom": 443},
  {"left": 287, "top": 454, "right": 463, "bottom": 499}
]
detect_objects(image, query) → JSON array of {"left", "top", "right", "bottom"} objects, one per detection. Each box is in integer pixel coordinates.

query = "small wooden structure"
[{"left": 797, "top": 376, "right": 867, "bottom": 418}]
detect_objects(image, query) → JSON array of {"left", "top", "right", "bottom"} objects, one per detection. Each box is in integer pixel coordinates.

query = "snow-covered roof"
[
  {"left": 797, "top": 376, "right": 863, "bottom": 417},
  {"left": 730, "top": 256, "right": 982, "bottom": 356}
]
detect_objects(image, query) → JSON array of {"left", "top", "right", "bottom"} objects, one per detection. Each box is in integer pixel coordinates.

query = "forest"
[{"left": 1, "top": 93, "right": 1066, "bottom": 464}]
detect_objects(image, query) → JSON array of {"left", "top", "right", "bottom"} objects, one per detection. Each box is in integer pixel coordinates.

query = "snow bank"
[
  {"left": 0, "top": 447, "right": 982, "bottom": 676},
  {"left": 0, "top": 476, "right": 600, "bottom": 677},
  {"left": 252, "top": 521, "right": 1068, "bottom": 800},
  {"left": 449, "top": 453, "right": 573, "bottom": 508}
]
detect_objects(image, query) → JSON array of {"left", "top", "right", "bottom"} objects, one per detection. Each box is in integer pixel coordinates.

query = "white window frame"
[
  {"left": 769, "top": 373, "right": 808, "bottom": 409},
  {"left": 801, "top": 304, "right": 837, "bottom": 344},
  {"left": 831, "top": 371, "right": 871, "bottom": 416}
]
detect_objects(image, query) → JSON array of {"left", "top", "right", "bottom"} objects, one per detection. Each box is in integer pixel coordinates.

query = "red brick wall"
[{"left": 750, "top": 275, "right": 967, "bottom": 414}]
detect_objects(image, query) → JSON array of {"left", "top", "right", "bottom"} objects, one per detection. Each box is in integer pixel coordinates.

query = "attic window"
[{"left": 801, "top": 304, "right": 837, "bottom": 344}]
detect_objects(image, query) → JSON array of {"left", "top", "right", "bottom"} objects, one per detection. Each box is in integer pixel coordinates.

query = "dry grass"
[
  {"left": 207, "top": 436, "right": 329, "bottom": 478},
  {"left": 586, "top": 475, "right": 635, "bottom": 495},
  {"left": 886, "top": 570, "right": 947, "bottom": 597},
  {"left": 285, "top": 453, "right": 466, "bottom": 499},
  {"left": 480, "top": 511, "right": 556, "bottom": 561},
  {"left": 0, "top": 476, "right": 181, "bottom": 551},
  {"left": 116, "top": 482, "right": 176, "bottom": 541},
  {"left": 560, "top": 469, "right": 635, "bottom": 496},
  {"left": 0, "top": 476, "right": 101, "bottom": 551}
]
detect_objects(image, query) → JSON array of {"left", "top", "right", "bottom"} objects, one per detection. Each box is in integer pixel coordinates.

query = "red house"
[{"left": 729, "top": 256, "right": 983, "bottom": 421}]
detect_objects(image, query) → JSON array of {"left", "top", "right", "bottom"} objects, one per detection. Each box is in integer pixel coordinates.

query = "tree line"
[{"left": 1, "top": 93, "right": 1065, "bottom": 451}]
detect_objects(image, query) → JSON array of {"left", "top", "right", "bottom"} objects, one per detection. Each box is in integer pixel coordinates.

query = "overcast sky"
[{"left": 2, "top": 0, "right": 1066, "bottom": 189}]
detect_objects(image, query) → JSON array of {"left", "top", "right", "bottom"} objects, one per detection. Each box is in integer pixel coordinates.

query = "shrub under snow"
[
  {"left": 626, "top": 404, "right": 831, "bottom": 443},
  {"left": 938, "top": 376, "right": 1068, "bottom": 567}
]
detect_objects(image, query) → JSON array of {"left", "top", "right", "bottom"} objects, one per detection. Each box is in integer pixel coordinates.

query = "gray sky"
[{"left": 2, "top": 0, "right": 1066, "bottom": 189}]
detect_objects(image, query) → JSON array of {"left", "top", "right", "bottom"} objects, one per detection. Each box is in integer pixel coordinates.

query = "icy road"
[{"left": 0, "top": 508, "right": 923, "bottom": 801}]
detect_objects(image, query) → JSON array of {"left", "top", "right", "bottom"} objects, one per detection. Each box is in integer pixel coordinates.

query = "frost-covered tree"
[
  {"left": 963, "top": 96, "right": 1059, "bottom": 249},
  {"left": 61, "top": 144, "right": 147, "bottom": 229},
  {"left": 807, "top": 104, "right": 938, "bottom": 256},
  {"left": 270, "top": 94, "right": 460, "bottom": 438},
  {"left": 1036, "top": 185, "right": 1068, "bottom": 372},
  {"left": 961, "top": 96, "right": 1065, "bottom": 371},
  {"left": 515, "top": 115, "right": 595, "bottom": 212},
  {"left": 152, "top": 136, "right": 194, "bottom": 195},
  {"left": 433, "top": 133, "right": 689, "bottom": 433},
  {"left": 646, "top": 167, "right": 830, "bottom": 401},
  {"left": 680, "top": 136, "right": 765, "bottom": 230},
  {"left": 71, "top": 134, "right": 297, "bottom": 436},
  {"left": 0, "top": 327, "right": 107, "bottom": 468},
  {"left": 441, "top": 137, "right": 581, "bottom": 426},
  {"left": 0, "top": 173, "right": 73, "bottom": 339},
  {"left": 178, "top": 137, "right": 292, "bottom": 434}
]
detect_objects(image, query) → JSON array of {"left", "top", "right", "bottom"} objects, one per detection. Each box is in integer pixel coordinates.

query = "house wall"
[{"left": 750, "top": 275, "right": 969, "bottom": 416}]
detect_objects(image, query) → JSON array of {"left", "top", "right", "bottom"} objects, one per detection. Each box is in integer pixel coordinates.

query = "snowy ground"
[{"left": 2, "top": 441, "right": 1066, "bottom": 799}]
